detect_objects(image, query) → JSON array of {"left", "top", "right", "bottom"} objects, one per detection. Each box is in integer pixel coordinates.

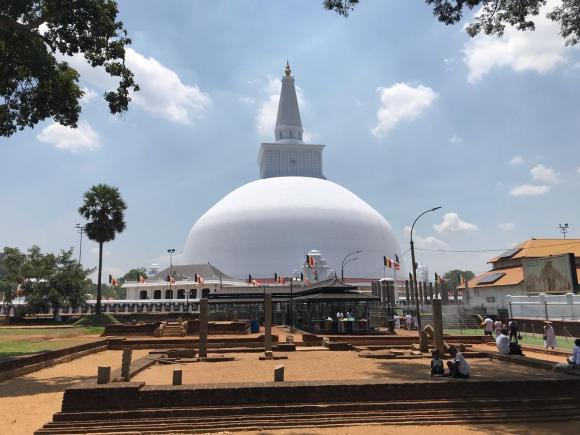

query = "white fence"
[{"left": 507, "top": 293, "right": 580, "bottom": 320}]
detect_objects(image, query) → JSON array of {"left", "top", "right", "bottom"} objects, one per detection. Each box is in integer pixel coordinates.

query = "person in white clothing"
[
  {"left": 568, "top": 339, "right": 580, "bottom": 366},
  {"left": 405, "top": 313, "right": 412, "bottom": 330},
  {"left": 495, "top": 329, "right": 523, "bottom": 355},
  {"left": 336, "top": 311, "right": 344, "bottom": 333},
  {"left": 543, "top": 321, "right": 557, "bottom": 349},
  {"left": 446, "top": 347, "right": 470, "bottom": 378},
  {"left": 483, "top": 317, "right": 494, "bottom": 336},
  {"left": 494, "top": 319, "right": 502, "bottom": 337},
  {"left": 393, "top": 314, "right": 400, "bottom": 330}
]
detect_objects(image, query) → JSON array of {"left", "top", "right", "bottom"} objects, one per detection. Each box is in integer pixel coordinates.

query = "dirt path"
[{"left": 0, "top": 349, "right": 149, "bottom": 434}]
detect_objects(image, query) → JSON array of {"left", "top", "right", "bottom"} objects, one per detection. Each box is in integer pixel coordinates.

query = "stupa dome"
[{"left": 181, "top": 176, "right": 400, "bottom": 278}]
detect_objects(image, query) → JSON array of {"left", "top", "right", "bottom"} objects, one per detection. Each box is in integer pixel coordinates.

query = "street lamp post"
[
  {"left": 341, "top": 250, "right": 363, "bottom": 281},
  {"left": 410, "top": 207, "right": 441, "bottom": 331},
  {"left": 167, "top": 248, "right": 175, "bottom": 295},
  {"left": 75, "top": 223, "right": 85, "bottom": 264}
]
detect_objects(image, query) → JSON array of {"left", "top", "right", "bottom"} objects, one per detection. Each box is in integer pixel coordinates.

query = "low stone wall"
[
  {"left": 0, "top": 339, "right": 108, "bottom": 381},
  {"left": 103, "top": 322, "right": 161, "bottom": 336},
  {"left": 60, "top": 377, "right": 580, "bottom": 413},
  {"left": 186, "top": 320, "right": 250, "bottom": 335},
  {"left": 515, "top": 318, "right": 580, "bottom": 338}
]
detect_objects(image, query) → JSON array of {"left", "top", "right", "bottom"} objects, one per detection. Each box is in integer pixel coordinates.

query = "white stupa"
[{"left": 181, "top": 63, "right": 401, "bottom": 278}]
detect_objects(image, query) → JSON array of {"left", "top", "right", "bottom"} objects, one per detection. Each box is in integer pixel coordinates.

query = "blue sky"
[{"left": 2, "top": 0, "right": 580, "bottom": 280}]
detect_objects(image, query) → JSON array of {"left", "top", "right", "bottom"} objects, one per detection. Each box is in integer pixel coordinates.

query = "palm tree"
[{"left": 78, "top": 184, "right": 127, "bottom": 315}]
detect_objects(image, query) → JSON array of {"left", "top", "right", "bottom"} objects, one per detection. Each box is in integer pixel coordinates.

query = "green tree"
[
  {"left": 0, "top": 247, "right": 27, "bottom": 306},
  {"left": 323, "top": 1, "right": 580, "bottom": 46},
  {"left": 444, "top": 269, "right": 475, "bottom": 290},
  {"left": 120, "top": 267, "right": 147, "bottom": 284},
  {"left": 0, "top": 0, "right": 139, "bottom": 137},
  {"left": 26, "top": 248, "right": 92, "bottom": 318},
  {"left": 78, "top": 184, "right": 126, "bottom": 314}
]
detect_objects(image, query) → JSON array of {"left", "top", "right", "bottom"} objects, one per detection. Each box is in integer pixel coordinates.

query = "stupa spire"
[{"left": 275, "top": 61, "right": 303, "bottom": 143}]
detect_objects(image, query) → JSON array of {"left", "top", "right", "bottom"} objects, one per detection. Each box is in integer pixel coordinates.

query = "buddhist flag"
[
  {"left": 194, "top": 274, "right": 204, "bottom": 285},
  {"left": 139, "top": 275, "right": 145, "bottom": 283},
  {"left": 274, "top": 273, "right": 278, "bottom": 282},
  {"left": 251, "top": 279, "right": 260, "bottom": 286},
  {"left": 109, "top": 275, "right": 118, "bottom": 286},
  {"left": 459, "top": 275, "right": 466, "bottom": 287},
  {"left": 170, "top": 276, "right": 176, "bottom": 284},
  {"left": 408, "top": 272, "right": 413, "bottom": 282},
  {"left": 435, "top": 273, "right": 444, "bottom": 284},
  {"left": 394, "top": 254, "right": 400, "bottom": 270},
  {"left": 248, "top": 274, "right": 252, "bottom": 284},
  {"left": 307, "top": 255, "right": 316, "bottom": 268}
]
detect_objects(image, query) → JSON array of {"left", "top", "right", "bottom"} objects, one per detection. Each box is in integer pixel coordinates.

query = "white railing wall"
[{"left": 507, "top": 293, "right": 580, "bottom": 321}]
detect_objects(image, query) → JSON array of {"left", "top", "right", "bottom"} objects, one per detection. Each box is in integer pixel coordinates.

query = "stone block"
[
  {"left": 172, "top": 370, "right": 182, "bottom": 385},
  {"left": 97, "top": 366, "right": 111, "bottom": 384},
  {"left": 121, "top": 349, "right": 132, "bottom": 382},
  {"left": 166, "top": 348, "right": 196, "bottom": 359},
  {"left": 274, "top": 365, "right": 284, "bottom": 382},
  {"left": 419, "top": 331, "right": 429, "bottom": 353}
]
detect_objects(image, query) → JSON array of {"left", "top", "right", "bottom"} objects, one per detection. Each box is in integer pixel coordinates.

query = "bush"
[{"left": 73, "top": 313, "right": 120, "bottom": 327}]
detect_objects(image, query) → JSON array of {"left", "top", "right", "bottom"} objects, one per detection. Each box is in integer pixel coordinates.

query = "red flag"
[
  {"left": 307, "top": 255, "right": 316, "bottom": 268},
  {"left": 139, "top": 275, "right": 145, "bottom": 283}
]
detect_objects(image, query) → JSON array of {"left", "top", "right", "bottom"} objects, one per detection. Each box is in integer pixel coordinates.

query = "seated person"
[
  {"left": 430, "top": 350, "right": 445, "bottom": 377},
  {"left": 496, "top": 328, "right": 523, "bottom": 355},
  {"left": 568, "top": 338, "right": 580, "bottom": 366},
  {"left": 446, "top": 347, "right": 470, "bottom": 378}
]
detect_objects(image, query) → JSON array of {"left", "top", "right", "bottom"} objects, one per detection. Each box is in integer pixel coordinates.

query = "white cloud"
[
  {"left": 577, "top": 167, "right": 580, "bottom": 174},
  {"left": 403, "top": 226, "right": 450, "bottom": 250},
  {"left": 497, "top": 222, "right": 515, "bottom": 231},
  {"left": 509, "top": 184, "right": 551, "bottom": 196},
  {"left": 80, "top": 87, "right": 98, "bottom": 105},
  {"left": 449, "top": 134, "right": 463, "bottom": 144},
  {"left": 433, "top": 212, "right": 479, "bottom": 233},
  {"left": 64, "top": 48, "right": 211, "bottom": 125},
  {"left": 530, "top": 163, "right": 559, "bottom": 184},
  {"left": 37, "top": 120, "right": 100, "bottom": 152},
  {"left": 372, "top": 83, "right": 438, "bottom": 138},
  {"left": 510, "top": 155, "right": 524, "bottom": 166},
  {"left": 463, "top": 0, "right": 571, "bottom": 83},
  {"left": 256, "top": 77, "right": 312, "bottom": 142}
]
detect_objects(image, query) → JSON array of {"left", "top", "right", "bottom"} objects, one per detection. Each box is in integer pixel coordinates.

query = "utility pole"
[
  {"left": 75, "top": 223, "right": 85, "bottom": 264},
  {"left": 167, "top": 248, "right": 175, "bottom": 296},
  {"left": 558, "top": 223, "right": 569, "bottom": 238}
]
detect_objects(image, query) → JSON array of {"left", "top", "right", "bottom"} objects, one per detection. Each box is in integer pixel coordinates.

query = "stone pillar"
[
  {"left": 566, "top": 293, "right": 575, "bottom": 320},
  {"left": 432, "top": 299, "right": 445, "bottom": 354},
  {"left": 199, "top": 298, "right": 208, "bottom": 358},
  {"left": 274, "top": 364, "right": 284, "bottom": 382},
  {"left": 121, "top": 348, "right": 132, "bottom": 382},
  {"left": 97, "top": 366, "right": 111, "bottom": 384},
  {"left": 405, "top": 280, "right": 410, "bottom": 305},
  {"left": 419, "top": 330, "right": 429, "bottom": 353},
  {"left": 172, "top": 370, "right": 183, "bottom": 385},
  {"left": 429, "top": 282, "right": 434, "bottom": 303},
  {"left": 264, "top": 293, "right": 273, "bottom": 353}
]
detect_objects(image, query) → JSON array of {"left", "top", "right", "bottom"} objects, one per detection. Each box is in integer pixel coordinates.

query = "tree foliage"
[
  {"left": 120, "top": 267, "right": 147, "bottom": 284},
  {"left": 0, "top": 0, "right": 139, "bottom": 137},
  {"left": 323, "top": 0, "right": 580, "bottom": 46},
  {"left": 444, "top": 269, "right": 475, "bottom": 290},
  {"left": 78, "top": 183, "right": 126, "bottom": 314},
  {"left": 0, "top": 246, "right": 92, "bottom": 317}
]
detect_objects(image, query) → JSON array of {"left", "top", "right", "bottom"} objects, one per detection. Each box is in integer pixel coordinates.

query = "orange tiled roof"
[
  {"left": 466, "top": 265, "right": 580, "bottom": 289},
  {"left": 489, "top": 238, "right": 580, "bottom": 263}
]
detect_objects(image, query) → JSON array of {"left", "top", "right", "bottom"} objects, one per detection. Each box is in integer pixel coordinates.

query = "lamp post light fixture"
[
  {"left": 558, "top": 223, "right": 569, "bottom": 238},
  {"left": 341, "top": 250, "right": 363, "bottom": 281},
  {"left": 410, "top": 206, "right": 441, "bottom": 331}
]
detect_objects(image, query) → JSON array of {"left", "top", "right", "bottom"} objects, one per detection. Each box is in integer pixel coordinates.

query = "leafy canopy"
[
  {"left": 324, "top": 0, "right": 580, "bottom": 46},
  {"left": 0, "top": 0, "right": 139, "bottom": 137},
  {"left": 78, "top": 183, "right": 127, "bottom": 245},
  {"left": 120, "top": 267, "right": 147, "bottom": 284},
  {"left": 444, "top": 269, "right": 476, "bottom": 289}
]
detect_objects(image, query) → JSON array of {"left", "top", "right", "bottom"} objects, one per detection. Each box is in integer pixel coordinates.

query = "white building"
[{"left": 181, "top": 63, "right": 401, "bottom": 279}]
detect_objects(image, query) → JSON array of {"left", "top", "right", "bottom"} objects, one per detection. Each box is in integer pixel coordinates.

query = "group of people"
[
  {"left": 430, "top": 347, "right": 470, "bottom": 378},
  {"left": 335, "top": 310, "right": 355, "bottom": 333},
  {"left": 483, "top": 316, "right": 521, "bottom": 342},
  {"left": 393, "top": 313, "right": 417, "bottom": 330}
]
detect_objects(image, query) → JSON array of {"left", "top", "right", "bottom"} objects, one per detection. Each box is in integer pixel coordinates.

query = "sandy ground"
[
  {"left": 0, "top": 349, "right": 150, "bottom": 435},
  {"left": 133, "top": 351, "right": 569, "bottom": 385}
]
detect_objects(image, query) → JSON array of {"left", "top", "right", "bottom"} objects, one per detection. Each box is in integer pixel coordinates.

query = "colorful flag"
[
  {"left": 307, "top": 255, "right": 316, "bottom": 268},
  {"left": 139, "top": 275, "right": 145, "bottom": 283},
  {"left": 435, "top": 273, "right": 444, "bottom": 284},
  {"left": 459, "top": 275, "right": 466, "bottom": 287},
  {"left": 251, "top": 279, "right": 260, "bottom": 286},
  {"left": 170, "top": 276, "right": 176, "bottom": 284},
  {"left": 109, "top": 275, "right": 118, "bottom": 286},
  {"left": 194, "top": 274, "right": 204, "bottom": 285}
]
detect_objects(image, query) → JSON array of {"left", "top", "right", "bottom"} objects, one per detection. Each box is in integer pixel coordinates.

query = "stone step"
[{"left": 37, "top": 407, "right": 580, "bottom": 434}]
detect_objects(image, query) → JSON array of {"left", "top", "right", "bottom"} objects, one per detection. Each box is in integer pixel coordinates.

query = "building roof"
[
  {"left": 154, "top": 264, "right": 233, "bottom": 281},
  {"left": 467, "top": 267, "right": 524, "bottom": 288},
  {"left": 489, "top": 239, "right": 580, "bottom": 263}
]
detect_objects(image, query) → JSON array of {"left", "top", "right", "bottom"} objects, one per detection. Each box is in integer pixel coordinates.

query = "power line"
[{"left": 415, "top": 240, "right": 580, "bottom": 253}]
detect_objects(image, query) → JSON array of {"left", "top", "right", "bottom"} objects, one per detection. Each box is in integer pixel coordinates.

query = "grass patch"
[
  {"left": 444, "top": 328, "right": 576, "bottom": 351},
  {"left": 73, "top": 313, "right": 120, "bottom": 327},
  {"left": 0, "top": 336, "right": 100, "bottom": 362},
  {"left": 0, "top": 326, "right": 104, "bottom": 337}
]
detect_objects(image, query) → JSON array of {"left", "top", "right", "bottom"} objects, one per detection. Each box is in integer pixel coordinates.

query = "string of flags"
[{"left": 383, "top": 255, "right": 400, "bottom": 270}]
